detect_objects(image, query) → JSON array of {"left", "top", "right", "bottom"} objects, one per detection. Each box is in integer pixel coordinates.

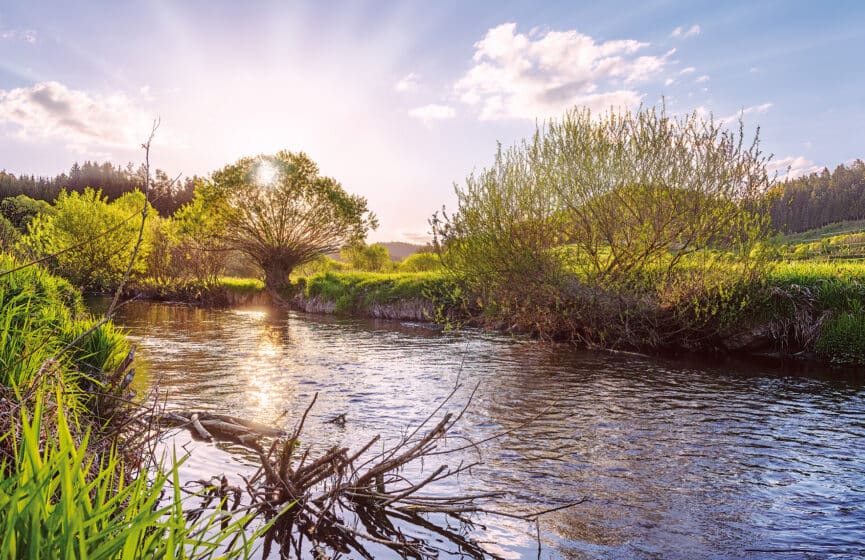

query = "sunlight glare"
[{"left": 255, "top": 161, "right": 279, "bottom": 185}]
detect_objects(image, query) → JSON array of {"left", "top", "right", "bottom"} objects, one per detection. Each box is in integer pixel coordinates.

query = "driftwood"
[
  {"left": 164, "top": 387, "right": 585, "bottom": 559},
  {"left": 160, "top": 410, "right": 286, "bottom": 443}
]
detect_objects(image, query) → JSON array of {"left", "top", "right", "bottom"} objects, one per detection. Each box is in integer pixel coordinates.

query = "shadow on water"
[{"left": 101, "top": 298, "right": 865, "bottom": 559}]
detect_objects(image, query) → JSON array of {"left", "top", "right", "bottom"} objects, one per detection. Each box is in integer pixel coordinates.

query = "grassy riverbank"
[
  {"left": 101, "top": 213, "right": 865, "bottom": 365},
  {"left": 292, "top": 270, "right": 463, "bottom": 321},
  {"left": 275, "top": 256, "right": 865, "bottom": 364},
  {"left": 125, "top": 276, "right": 269, "bottom": 306},
  {"left": 762, "top": 260, "right": 865, "bottom": 363},
  {"left": 0, "top": 254, "right": 262, "bottom": 556}
]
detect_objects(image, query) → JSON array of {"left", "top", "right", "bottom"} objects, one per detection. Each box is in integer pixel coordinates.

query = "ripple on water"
[{"left": 110, "top": 300, "right": 865, "bottom": 560}]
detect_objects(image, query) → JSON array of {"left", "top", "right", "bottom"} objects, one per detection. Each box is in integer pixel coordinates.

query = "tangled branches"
[{"left": 169, "top": 387, "right": 584, "bottom": 559}]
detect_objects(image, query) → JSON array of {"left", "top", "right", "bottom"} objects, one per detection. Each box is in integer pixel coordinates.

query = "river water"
[{"left": 106, "top": 300, "right": 865, "bottom": 559}]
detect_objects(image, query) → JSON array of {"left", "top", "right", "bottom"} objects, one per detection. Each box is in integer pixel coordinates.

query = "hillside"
[
  {"left": 379, "top": 241, "right": 426, "bottom": 261},
  {"left": 779, "top": 219, "right": 865, "bottom": 260}
]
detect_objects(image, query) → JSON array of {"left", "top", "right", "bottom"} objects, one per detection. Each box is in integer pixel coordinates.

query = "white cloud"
[
  {"left": 454, "top": 22, "right": 673, "bottom": 120},
  {"left": 138, "top": 84, "right": 155, "bottom": 102},
  {"left": 679, "top": 66, "right": 696, "bottom": 75},
  {"left": 767, "top": 156, "right": 822, "bottom": 180},
  {"left": 671, "top": 25, "right": 701, "bottom": 39},
  {"left": 719, "top": 102, "right": 773, "bottom": 123},
  {"left": 395, "top": 72, "right": 421, "bottom": 93},
  {"left": 408, "top": 103, "right": 455, "bottom": 124},
  {"left": 695, "top": 74, "right": 710, "bottom": 83},
  {"left": 0, "top": 81, "right": 157, "bottom": 152},
  {"left": 397, "top": 229, "right": 433, "bottom": 244},
  {"left": 0, "top": 28, "right": 37, "bottom": 44},
  {"left": 665, "top": 78, "right": 675, "bottom": 86}
]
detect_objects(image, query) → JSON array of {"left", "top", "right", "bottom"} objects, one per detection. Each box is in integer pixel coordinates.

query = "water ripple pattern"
[{"left": 110, "top": 301, "right": 865, "bottom": 560}]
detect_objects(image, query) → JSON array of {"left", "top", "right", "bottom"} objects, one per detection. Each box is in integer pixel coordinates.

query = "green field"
[{"left": 778, "top": 220, "right": 865, "bottom": 261}]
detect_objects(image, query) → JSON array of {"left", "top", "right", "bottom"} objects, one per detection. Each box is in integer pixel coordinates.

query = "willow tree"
[
  {"left": 205, "top": 151, "right": 376, "bottom": 297},
  {"left": 433, "top": 105, "right": 775, "bottom": 345},
  {"left": 541, "top": 106, "right": 773, "bottom": 287}
]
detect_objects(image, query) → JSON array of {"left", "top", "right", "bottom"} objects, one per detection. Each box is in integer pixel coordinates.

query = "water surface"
[{"left": 107, "top": 300, "right": 865, "bottom": 559}]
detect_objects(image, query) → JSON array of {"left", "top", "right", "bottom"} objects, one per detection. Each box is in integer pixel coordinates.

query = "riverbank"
[
  {"left": 117, "top": 261, "right": 865, "bottom": 366},
  {"left": 0, "top": 255, "right": 258, "bottom": 556},
  {"left": 291, "top": 270, "right": 463, "bottom": 322},
  {"left": 292, "top": 264, "right": 865, "bottom": 365},
  {"left": 124, "top": 276, "right": 271, "bottom": 307}
]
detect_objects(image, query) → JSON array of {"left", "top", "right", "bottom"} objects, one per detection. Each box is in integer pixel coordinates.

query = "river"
[{"left": 104, "top": 300, "right": 865, "bottom": 559}]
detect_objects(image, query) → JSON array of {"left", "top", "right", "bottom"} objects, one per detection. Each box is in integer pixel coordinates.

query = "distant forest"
[
  {"left": 0, "top": 161, "right": 197, "bottom": 217},
  {"left": 2, "top": 158, "right": 865, "bottom": 234},
  {"left": 767, "top": 159, "right": 865, "bottom": 233}
]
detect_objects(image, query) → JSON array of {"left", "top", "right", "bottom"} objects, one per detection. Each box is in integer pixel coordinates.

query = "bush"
[
  {"left": 0, "top": 194, "right": 53, "bottom": 231},
  {"left": 292, "top": 254, "right": 347, "bottom": 277},
  {"left": 0, "top": 216, "right": 20, "bottom": 252},
  {"left": 816, "top": 311, "right": 865, "bottom": 364},
  {"left": 399, "top": 252, "right": 442, "bottom": 273},
  {"left": 340, "top": 242, "right": 394, "bottom": 272},
  {"left": 19, "top": 188, "right": 154, "bottom": 291},
  {"left": 171, "top": 186, "right": 229, "bottom": 285},
  {"left": 432, "top": 104, "right": 773, "bottom": 346}
]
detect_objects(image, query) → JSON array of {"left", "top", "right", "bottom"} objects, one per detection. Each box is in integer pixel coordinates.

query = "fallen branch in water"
[
  {"left": 162, "top": 386, "right": 584, "bottom": 559},
  {"left": 241, "top": 394, "right": 501, "bottom": 559},
  {"left": 159, "top": 410, "right": 286, "bottom": 443}
]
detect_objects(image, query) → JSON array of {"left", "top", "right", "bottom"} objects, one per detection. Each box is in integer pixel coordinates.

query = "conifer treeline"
[
  {"left": 0, "top": 161, "right": 196, "bottom": 216},
  {"left": 767, "top": 160, "right": 865, "bottom": 233}
]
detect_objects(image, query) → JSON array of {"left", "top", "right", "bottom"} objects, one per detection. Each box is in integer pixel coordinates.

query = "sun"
[{"left": 255, "top": 161, "right": 279, "bottom": 185}]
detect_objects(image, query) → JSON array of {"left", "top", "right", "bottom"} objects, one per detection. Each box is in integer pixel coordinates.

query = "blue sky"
[{"left": 1, "top": 0, "right": 864, "bottom": 242}]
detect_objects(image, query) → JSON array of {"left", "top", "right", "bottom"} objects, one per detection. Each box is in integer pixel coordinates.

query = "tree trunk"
[{"left": 262, "top": 259, "right": 295, "bottom": 305}]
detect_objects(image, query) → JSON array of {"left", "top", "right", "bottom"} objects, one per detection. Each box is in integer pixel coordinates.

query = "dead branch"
[{"left": 156, "top": 389, "right": 584, "bottom": 559}]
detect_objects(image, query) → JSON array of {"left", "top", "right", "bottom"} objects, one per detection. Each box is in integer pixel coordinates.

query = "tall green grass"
[
  {"left": 218, "top": 276, "right": 265, "bottom": 296},
  {"left": 299, "top": 271, "right": 461, "bottom": 315},
  {"left": 768, "top": 261, "right": 865, "bottom": 311},
  {"left": 0, "top": 253, "right": 277, "bottom": 557},
  {"left": 1, "top": 391, "right": 264, "bottom": 559},
  {"left": 760, "top": 259, "right": 865, "bottom": 362}
]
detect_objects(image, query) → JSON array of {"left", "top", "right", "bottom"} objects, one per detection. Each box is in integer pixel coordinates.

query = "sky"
[{"left": 1, "top": 0, "right": 864, "bottom": 243}]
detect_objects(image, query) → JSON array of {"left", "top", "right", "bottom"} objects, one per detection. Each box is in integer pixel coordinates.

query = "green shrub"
[
  {"left": 0, "top": 216, "right": 20, "bottom": 252},
  {"left": 340, "top": 242, "right": 394, "bottom": 272},
  {"left": 291, "top": 254, "right": 346, "bottom": 278},
  {"left": 432, "top": 104, "right": 772, "bottom": 345},
  {"left": 816, "top": 311, "right": 865, "bottom": 364},
  {"left": 18, "top": 188, "right": 155, "bottom": 291},
  {"left": 0, "top": 194, "right": 53, "bottom": 231},
  {"left": 399, "top": 252, "right": 442, "bottom": 273}
]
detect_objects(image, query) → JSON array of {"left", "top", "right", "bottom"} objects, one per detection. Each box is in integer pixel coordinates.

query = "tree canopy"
[
  {"left": 19, "top": 188, "right": 155, "bottom": 291},
  {"left": 204, "top": 151, "right": 377, "bottom": 296}
]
